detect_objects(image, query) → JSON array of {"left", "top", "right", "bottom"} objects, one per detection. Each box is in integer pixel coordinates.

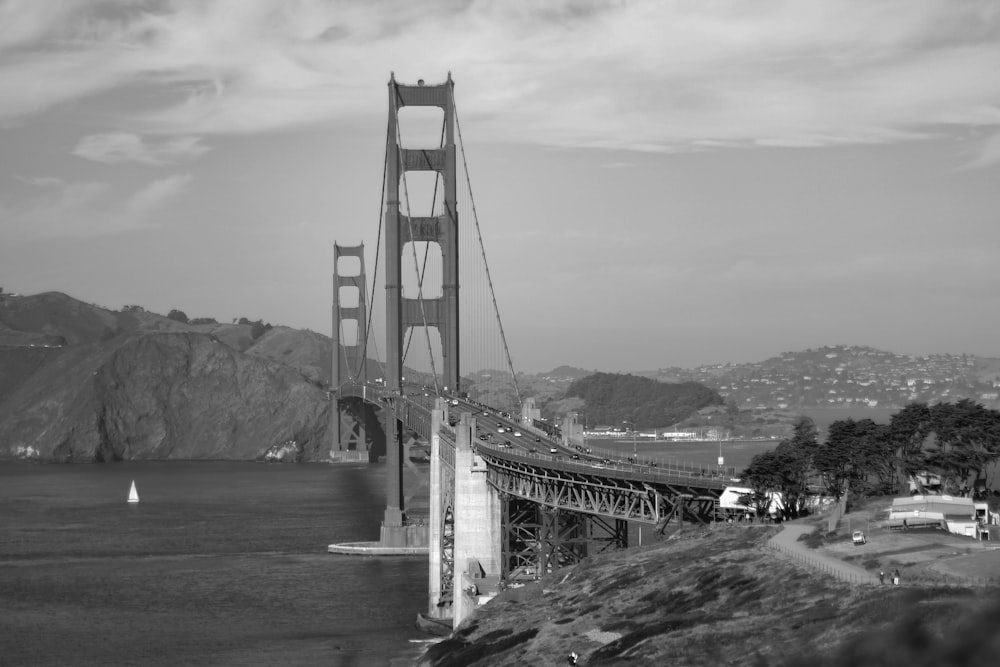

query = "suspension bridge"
[{"left": 328, "top": 74, "right": 732, "bottom": 630}]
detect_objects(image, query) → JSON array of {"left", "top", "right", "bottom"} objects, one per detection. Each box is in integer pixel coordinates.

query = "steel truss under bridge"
[
  {"left": 501, "top": 496, "right": 627, "bottom": 584},
  {"left": 479, "top": 448, "right": 724, "bottom": 584},
  {"left": 481, "top": 451, "right": 723, "bottom": 524}
]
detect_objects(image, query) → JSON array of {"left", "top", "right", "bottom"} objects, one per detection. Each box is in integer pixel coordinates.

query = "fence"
[
  {"left": 766, "top": 536, "right": 878, "bottom": 585},
  {"left": 767, "top": 530, "right": 998, "bottom": 588}
]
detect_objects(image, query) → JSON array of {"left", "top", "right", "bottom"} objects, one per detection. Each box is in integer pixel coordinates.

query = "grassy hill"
[{"left": 422, "top": 501, "right": 1000, "bottom": 666}]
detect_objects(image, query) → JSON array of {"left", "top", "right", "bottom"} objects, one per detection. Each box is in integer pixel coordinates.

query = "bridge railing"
[
  {"left": 475, "top": 440, "right": 728, "bottom": 489},
  {"left": 578, "top": 443, "right": 739, "bottom": 480}
]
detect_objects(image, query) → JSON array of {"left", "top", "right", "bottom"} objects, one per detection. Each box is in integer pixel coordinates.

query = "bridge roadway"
[{"left": 398, "top": 391, "right": 729, "bottom": 527}]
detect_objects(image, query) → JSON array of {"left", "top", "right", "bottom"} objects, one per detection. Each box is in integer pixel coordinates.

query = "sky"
[{"left": 1, "top": 0, "right": 999, "bottom": 374}]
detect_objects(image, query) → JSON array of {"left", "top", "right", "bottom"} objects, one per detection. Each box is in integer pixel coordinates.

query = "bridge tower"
[
  {"left": 331, "top": 243, "right": 373, "bottom": 461},
  {"left": 381, "top": 73, "right": 460, "bottom": 544}
]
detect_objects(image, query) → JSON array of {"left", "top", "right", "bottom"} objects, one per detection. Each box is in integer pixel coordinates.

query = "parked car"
[{"left": 852, "top": 530, "right": 867, "bottom": 545}]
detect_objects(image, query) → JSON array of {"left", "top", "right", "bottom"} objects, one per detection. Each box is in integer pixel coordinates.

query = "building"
[{"left": 887, "top": 495, "right": 988, "bottom": 539}]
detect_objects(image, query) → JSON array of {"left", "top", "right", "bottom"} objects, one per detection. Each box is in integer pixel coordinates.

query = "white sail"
[{"left": 127, "top": 480, "right": 140, "bottom": 504}]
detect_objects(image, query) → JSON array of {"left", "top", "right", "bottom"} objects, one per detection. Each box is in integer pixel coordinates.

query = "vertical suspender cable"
[
  {"left": 453, "top": 91, "right": 521, "bottom": 406},
  {"left": 353, "top": 112, "right": 389, "bottom": 384}
]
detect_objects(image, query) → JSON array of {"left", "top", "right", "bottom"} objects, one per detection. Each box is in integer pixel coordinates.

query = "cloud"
[
  {"left": 73, "top": 133, "right": 210, "bottom": 165},
  {"left": 14, "top": 175, "right": 64, "bottom": 187},
  {"left": 2, "top": 174, "right": 191, "bottom": 239},
  {"left": 961, "top": 130, "right": 1000, "bottom": 169},
  {"left": 125, "top": 174, "right": 192, "bottom": 216},
  {"left": 0, "top": 0, "right": 998, "bottom": 153}
]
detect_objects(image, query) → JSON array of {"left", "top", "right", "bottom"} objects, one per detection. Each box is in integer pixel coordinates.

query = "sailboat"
[{"left": 127, "top": 480, "right": 140, "bottom": 504}]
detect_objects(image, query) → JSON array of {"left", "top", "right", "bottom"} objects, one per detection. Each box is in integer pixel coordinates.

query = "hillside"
[
  {"left": 0, "top": 292, "right": 333, "bottom": 462},
  {"left": 560, "top": 372, "right": 723, "bottom": 430},
  {"left": 421, "top": 516, "right": 1000, "bottom": 666},
  {"left": 649, "top": 345, "right": 1000, "bottom": 411}
]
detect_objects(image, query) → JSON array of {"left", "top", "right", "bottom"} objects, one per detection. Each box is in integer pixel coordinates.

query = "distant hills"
[
  {"left": 4, "top": 290, "right": 998, "bottom": 462},
  {"left": 533, "top": 346, "right": 1000, "bottom": 413}
]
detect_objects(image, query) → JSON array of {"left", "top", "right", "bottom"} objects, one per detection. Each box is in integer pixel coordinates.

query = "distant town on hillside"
[{"left": 532, "top": 345, "right": 1000, "bottom": 412}]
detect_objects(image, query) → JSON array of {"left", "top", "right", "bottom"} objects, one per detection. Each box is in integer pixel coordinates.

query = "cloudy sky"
[{"left": 2, "top": 0, "right": 999, "bottom": 373}]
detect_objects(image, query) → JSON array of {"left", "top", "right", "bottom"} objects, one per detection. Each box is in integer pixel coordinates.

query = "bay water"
[{"left": 0, "top": 461, "right": 432, "bottom": 666}]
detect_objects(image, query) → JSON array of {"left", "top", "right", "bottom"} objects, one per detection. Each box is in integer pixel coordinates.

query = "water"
[
  {"left": 589, "top": 437, "right": 779, "bottom": 473},
  {"left": 589, "top": 407, "right": 903, "bottom": 474},
  {"left": 0, "top": 461, "right": 430, "bottom": 666}
]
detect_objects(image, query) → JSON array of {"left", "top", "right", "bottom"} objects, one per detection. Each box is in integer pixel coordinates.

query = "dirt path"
[{"left": 768, "top": 521, "right": 880, "bottom": 585}]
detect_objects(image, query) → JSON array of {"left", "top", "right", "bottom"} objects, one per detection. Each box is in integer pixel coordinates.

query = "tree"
[
  {"left": 742, "top": 450, "right": 784, "bottom": 521},
  {"left": 814, "top": 418, "right": 889, "bottom": 504},
  {"left": 773, "top": 417, "right": 819, "bottom": 518},
  {"left": 166, "top": 309, "right": 189, "bottom": 324},
  {"left": 885, "top": 402, "right": 935, "bottom": 494},
  {"left": 924, "top": 400, "right": 1000, "bottom": 495}
]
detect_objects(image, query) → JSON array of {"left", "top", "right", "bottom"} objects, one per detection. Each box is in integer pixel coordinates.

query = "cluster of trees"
[
  {"left": 235, "top": 317, "right": 272, "bottom": 340},
  {"left": 742, "top": 399, "right": 1000, "bottom": 519},
  {"left": 162, "top": 311, "right": 272, "bottom": 339},
  {"left": 565, "top": 372, "right": 723, "bottom": 429}
]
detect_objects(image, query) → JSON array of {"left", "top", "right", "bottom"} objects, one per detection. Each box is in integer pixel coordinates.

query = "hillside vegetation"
[
  {"left": 564, "top": 372, "right": 723, "bottom": 429},
  {"left": 421, "top": 525, "right": 1000, "bottom": 666}
]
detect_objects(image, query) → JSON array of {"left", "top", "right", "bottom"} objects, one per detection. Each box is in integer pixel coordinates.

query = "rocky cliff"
[{"left": 0, "top": 292, "right": 334, "bottom": 462}]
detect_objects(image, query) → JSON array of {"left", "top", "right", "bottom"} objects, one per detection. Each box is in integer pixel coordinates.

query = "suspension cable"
[
  {"left": 350, "top": 106, "right": 390, "bottom": 385},
  {"left": 453, "top": 90, "right": 521, "bottom": 405}
]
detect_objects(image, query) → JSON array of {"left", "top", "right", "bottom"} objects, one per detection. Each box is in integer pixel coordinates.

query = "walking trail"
[{"left": 768, "top": 521, "right": 880, "bottom": 585}]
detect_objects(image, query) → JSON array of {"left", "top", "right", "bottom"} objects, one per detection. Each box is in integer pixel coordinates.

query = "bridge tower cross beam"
[{"left": 383, "top": 72, "right": 460, "bottom": 531}]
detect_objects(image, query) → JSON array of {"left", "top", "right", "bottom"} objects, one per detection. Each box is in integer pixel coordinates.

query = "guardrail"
[{"left": 475, "top": 439, "right": 728, "bottom": 488}]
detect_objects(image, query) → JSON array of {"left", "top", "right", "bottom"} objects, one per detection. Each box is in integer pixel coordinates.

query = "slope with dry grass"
[{"left": 421, "top": 525, "right": 1000, "bottom": 666}]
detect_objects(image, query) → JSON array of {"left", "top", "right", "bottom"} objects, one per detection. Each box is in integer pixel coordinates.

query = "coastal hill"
[
  {"left": 650, "top": 346, "right": 1000, "bottom": 411},
  {"left": 0, "top": 292, "right": 332, "bottom": 462},
  {"left": 421, "top": 511, "right": 1000, "bottom": 666},
  {"left": 559, "top": 372, "right": 723, "bottom": 430},
  {"left": 528, "top": 346, "right": 1000, "bottom": 416}
]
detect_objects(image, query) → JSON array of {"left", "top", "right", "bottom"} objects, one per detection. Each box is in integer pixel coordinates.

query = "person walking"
[
  {"left": 879, "top": 570, "right": 885, "bottom": 585},
  {"left": 892, "top": 569, "right": 900, "bottom": 585}
]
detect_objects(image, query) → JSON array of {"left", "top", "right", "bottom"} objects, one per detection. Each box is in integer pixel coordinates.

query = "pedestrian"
[
  {"left": 893, "top": 569, "right": 900, "bottom": 585},
  {"left": 879, "top": 570, "right": 885, "bottom": 585}
]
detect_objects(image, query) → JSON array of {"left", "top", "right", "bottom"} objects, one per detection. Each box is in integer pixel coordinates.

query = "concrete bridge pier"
[
  {"left": 427, "top": 401, "right": 451, "bottom": 619},
  {"left": 451, "top": 412, "right": 501, "bottom": 630}
]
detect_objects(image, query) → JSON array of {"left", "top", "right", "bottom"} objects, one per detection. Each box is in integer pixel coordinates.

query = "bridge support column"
[
  {"left": 428, "top": 401, "right": 449, "bottom": 617},
  {"left": 562, "top": 412, "right": 585, "bottom": 450},
  {"left": 452, "top": 413, "right": 500, "bottom": 630}
]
